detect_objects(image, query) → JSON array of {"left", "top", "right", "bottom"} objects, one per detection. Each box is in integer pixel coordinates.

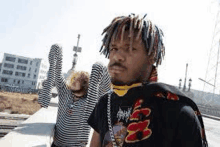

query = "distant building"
[
  {"left": 0, "top": 53, "right": 48, "bottom": 89},
  {"left": 0, "top": 63, "right": 2, "bottom": 73}
]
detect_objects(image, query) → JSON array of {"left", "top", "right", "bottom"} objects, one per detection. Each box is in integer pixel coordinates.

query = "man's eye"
[
  {"left": 132, "top": 48, "right": 137, "bottom": 51},
  {"left": 110, "top": 48, "right": 117, "bottom": 52}
]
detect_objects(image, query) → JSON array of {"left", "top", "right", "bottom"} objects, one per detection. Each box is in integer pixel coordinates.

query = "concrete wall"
[
  {"left": 0, "top": 98, "right": 58, "bottom": 147},
  {"left": 180, "top": 88, "right": 220, "bottom": 117},
  {"left": 181, "top": 88, "right": 220, "bottom": 108}
]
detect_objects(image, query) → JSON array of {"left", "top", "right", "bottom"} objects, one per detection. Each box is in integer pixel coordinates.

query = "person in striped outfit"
[{"left": 38, "top": 44, "right": 90, "bottom": 147}]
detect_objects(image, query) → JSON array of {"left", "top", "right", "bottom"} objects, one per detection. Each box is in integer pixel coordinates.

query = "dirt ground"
[{"left": 0, "top": 91, "right": 41, "bottom": 115}]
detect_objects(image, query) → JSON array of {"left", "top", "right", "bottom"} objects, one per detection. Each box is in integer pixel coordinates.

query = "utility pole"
[
  {"left": 183, "top": 63, "right": 188, "bottom": 91},
  {"left": 65, "top": 34, "right": 82, "bottom": 79},
  {"left": 202, "top": 1, "right": 220, "bottom": 106},
  {"left": 72, "top": 34, "right": 82, "bottom": 70}
]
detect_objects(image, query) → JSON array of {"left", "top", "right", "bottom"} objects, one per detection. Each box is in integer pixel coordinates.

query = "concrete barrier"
[
  {"left": 0, "top": 98, "right": 58, "bottom": 147},
  {"left": 181, "top": 89, "right": 220, "bottom": 117}
]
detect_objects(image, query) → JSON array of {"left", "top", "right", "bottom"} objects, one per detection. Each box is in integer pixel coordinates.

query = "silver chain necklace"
[
  {"left": 107, "top": 91, "right": 118, "bottom": 147},
  {"left": 107, "top": 83, "right": 145, "bottom": 147}
]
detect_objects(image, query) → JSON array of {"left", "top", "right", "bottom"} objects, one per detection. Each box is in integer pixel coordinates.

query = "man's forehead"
[
  {"left": 110, "top": 37, "right": 143, "bottom": 47},
  {"left": 110, "top": 42, "right": 130, "bottom": 47}
]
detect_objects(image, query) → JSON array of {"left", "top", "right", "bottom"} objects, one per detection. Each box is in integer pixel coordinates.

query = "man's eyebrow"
[
  {"left": 110, "top": 44, "right": 119, "bottom": 48},
  {"left": 110, "top": 44, "right": 130, "bottom": 47}
]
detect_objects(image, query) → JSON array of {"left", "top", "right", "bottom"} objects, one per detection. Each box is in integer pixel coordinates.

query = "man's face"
[
  {"left": 108, "top": 31, "right": 153, "bottom": 85},
  {"left": 70, "top": 80, "right": 86, "bottom": 98}
]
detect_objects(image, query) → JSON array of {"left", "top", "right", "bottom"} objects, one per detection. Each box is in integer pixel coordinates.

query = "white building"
[{"left": 0, "top": 53, "right": 48, "bottom": 89}]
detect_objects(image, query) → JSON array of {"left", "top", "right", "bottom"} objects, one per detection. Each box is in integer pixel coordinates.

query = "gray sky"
[{"left": 0, "top": 0, "right": 218, "bottom": 91}]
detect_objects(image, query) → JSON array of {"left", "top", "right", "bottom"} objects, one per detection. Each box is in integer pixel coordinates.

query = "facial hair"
[{"left": 111, "top": 76, "right": 142, "bottom": 86}]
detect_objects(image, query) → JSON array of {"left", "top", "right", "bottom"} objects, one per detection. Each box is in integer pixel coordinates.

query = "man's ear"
[
  {"left": 148, "top": 34, "right": 159, "bottom": 65},
  {"left": 147, "top": 53, "right": 156, "bottom": 65}
]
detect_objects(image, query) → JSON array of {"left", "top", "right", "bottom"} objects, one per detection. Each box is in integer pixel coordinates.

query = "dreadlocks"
[{"left": 100, "top": 14, "right": 165, "bottom": 66}]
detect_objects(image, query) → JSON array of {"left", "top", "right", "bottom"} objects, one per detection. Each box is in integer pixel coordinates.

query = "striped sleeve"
[
  {"left": 99, "top": 65, "right": 111, "bottom": 98},
  {"left": 53, "top": 44, "right": 69, "bottom": 103},
  {"left": 38, "top": 44, "right": 58, "bottom": 108},
  {"left": 78, "top": 63, "right": 111, "bottom": 142}
]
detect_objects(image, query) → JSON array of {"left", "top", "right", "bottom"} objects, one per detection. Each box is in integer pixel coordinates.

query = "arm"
[
  {"left": 84, "top": 63, "right": 104, "bottom": 120},
  {"left": 87, "top": 94, "right": 107, "bottom": 147},
  {"left": 38, "top": 45, "right": 57, "bottom": 108},
  {"left": 78, "top": 63, "right": 104, "bottom": 143},
  {"left": 99, "top": 65, "right": 111, "bottom": 97},
  {"left": 52, "top": 44, "right": 69, "bottom": 97},
  {"left": 90, "top": 130, "right": 101, "bottom": 147}
]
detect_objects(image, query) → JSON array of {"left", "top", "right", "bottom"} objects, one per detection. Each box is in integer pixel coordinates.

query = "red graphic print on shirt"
[{"left": 125, "top": 98, "right": 152, "bottom": 143}]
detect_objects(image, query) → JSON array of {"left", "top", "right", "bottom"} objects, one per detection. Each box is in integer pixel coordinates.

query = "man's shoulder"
[
  {"left": 146, "top": 82, "right": 186, "bottom": 97},
  {"left": 145, "top": 82, "right": 199, "bottom": 110},
  {"left": 145, "top": 82, "right": 192, "bottom": 100}
]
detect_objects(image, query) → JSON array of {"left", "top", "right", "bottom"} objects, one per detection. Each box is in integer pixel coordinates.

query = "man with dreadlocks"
[{"left": 87, "top": 14, "right": 208, "bottom": 147}]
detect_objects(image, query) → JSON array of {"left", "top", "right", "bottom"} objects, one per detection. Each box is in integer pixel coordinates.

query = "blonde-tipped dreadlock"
[{"left": 100, "top": 14, "right": 165, "bottom": 66}]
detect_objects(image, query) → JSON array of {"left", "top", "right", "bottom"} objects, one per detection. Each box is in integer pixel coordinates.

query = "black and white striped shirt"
[
  {"left": 38, "top": 44, "right": 87, "bottom": 147},
  {"left": 78, "top": 62, "right": 111, "bottom": 142}
]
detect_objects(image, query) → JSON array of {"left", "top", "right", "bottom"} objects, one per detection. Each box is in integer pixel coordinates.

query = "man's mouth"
[
  {"left": 71, "top": 89, "right": 83, "bottom": 93},
  {"left": 109, "top": 65, "right": 126, "bottom": 73}
]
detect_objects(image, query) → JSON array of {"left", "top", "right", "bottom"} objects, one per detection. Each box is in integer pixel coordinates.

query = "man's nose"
[{"left": 113, "top": 50, "right": 126, "bottom": 62}]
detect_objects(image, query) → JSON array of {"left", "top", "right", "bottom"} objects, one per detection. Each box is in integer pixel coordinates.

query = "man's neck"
[{"left": 111, "top": 83, "right": 143, "bottom": 97}]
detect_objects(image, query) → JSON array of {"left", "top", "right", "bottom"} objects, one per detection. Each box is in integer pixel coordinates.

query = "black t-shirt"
[{"left": 88, "top": 83, "right": 206, "bottom": 147}]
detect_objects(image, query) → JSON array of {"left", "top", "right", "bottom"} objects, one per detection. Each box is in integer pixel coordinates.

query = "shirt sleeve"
[
  {"left": 78, "top": 63, "right": 105, "bottom": 143},
  {"left": 83, "top": 63, "right": 104, "bottom": 122},
  {"left": 52, "top": 44, "right": 69, "bottom": 104},
  {"left": 175, "top": 105, "right": 204, "bottom": 147},
  {"left": 38, "top": 45, "right": 57, "bottom": 108},
  {"left": 79, "top": 63, "right": 111, "bottom": 142},
  {"left": 87, "top": 95, "right": 106, "bottom": 134}
]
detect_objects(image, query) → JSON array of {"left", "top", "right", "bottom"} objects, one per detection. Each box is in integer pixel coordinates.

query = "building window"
[
  {"left": 22, "top": 80, "right": 24, "bottom": 84},
  {"left": 30, "top": 61, "right": 32, "bottom": 65},
  {"left": 29, "top": 67, "right": 31, "bottom": 71},
  {"left": 18, "top": 58, "right": 28, "bottom": 64},
  {"left": 18, "top": 80, "right": 20, "bottom": 84},
  {"left": 2, "top": 70, "right": 13, "bottom": 75},
  {"left": 35, "top": 69, "right": 37, "bottom": 73},
  {"left": 40, "top": 70, "right": 46, "bottom": 74},
  {"left": 15, "top": 72, "right": 26, "bottom": 77},
  {"left": 1, "top": 78, "right": 8, "bottom": 82},
  {"left": 5, "top": 56, "right": 16, "bottom": 62},
  {"left": 28, "top": 73, "right": 30, "bottom": 78},
  {"left": 14, "top": 79, "right": 16, "bottom": 83},
  {"left": 41, "top": 64, "right": 47, "bottom": 69},
  {"left": 32, "top": 82, "right": 35, "bottom": 85},
  {"left": 17, "top": 65, "right": 27, "bottom": 71},
  {"left": 4, "top": 63, "right": 14, "bottom": 68},
  {"left": 33, "top": 75, "right": 36, "bottom": 79}
]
